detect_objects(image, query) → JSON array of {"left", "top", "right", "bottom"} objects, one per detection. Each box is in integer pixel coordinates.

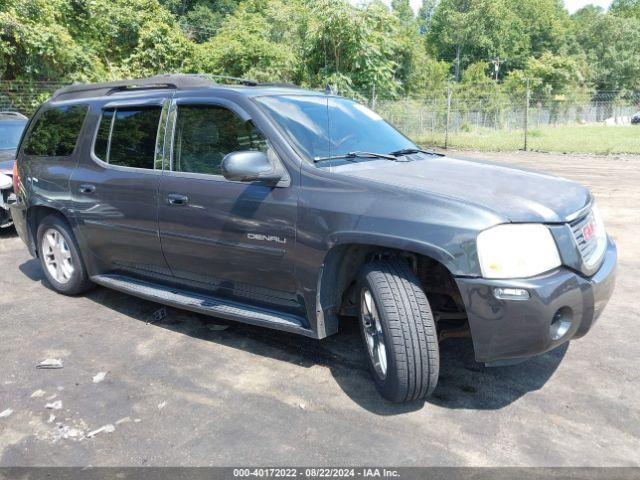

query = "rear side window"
[
  {"left": 23, "top": 104, "right": 88, "bottom": 157},
  {"left": 94, "top": 107, "right": 161, "bottom": 169}
]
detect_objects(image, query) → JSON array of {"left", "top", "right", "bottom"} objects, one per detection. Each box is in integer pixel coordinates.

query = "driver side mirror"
[{"left": 220, "top": 151, "right": 282, "bottom": 185}]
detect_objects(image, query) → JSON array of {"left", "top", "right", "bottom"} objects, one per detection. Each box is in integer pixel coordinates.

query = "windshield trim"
[{"left": 252, "top": 94, "right": 417, "bottom": 167}]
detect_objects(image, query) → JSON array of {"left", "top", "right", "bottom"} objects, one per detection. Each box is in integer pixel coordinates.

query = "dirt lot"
[{"left": 0, "top": 150, "right": 639, "bottom": 466}]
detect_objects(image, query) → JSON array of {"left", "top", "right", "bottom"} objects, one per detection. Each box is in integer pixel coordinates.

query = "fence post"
[
  {"left": 524, "top": 78, "right": 530, "bottom": 151},
  {"left": 445, "top": 84, "right": 452, "bottom": 149}
]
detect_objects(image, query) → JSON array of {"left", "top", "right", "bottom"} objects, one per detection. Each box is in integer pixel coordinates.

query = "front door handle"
[
  {"left": 167, "top": 193, "right": 189, "bottom": 206},
  {"left": 79, "top": 184, "right": 96, "bottom": 194}
]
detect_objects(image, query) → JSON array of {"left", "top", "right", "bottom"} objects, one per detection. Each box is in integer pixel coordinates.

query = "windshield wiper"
[
  {"left": 388, "top": 147, "right": 443, "bottom": 157},
  {"left": 314, "top": 151, "right": 398, "bottom": 163}
]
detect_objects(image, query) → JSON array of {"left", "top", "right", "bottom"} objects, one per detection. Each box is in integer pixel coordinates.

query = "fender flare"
[
  {"left": 311, "top": 231, "right": 463, "bottom": 338},
  {"left": 326, "top": 231, "right": 460, "bottom": 274}
]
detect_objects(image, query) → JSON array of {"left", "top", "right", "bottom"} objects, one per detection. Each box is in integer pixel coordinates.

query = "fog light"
[
  {"left": 493, "top": 287, "right": 530, "bottom": 300},
  {"left": 550, "top": 307, "right": 573, "bottom": 340}
]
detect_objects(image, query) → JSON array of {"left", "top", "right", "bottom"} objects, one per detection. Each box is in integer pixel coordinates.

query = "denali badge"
[{"left": 247, "top": 233, "right": 287, "bottom": 244}]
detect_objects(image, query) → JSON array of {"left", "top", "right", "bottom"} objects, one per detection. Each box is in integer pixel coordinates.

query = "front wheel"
[{"left": 358, "top": 259, "right": 439, "bottom": 402}]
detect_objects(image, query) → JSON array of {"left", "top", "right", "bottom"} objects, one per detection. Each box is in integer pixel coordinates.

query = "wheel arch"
[
  {"left": 315, "top": 234, "right": 467, "bottom": 338},
  {"left": 26, "top": 205, "right": 76, "bottom": 257}
]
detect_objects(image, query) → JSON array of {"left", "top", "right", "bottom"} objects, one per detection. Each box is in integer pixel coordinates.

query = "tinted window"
[
  {"left": 94, "top": 109, "right": 114, "bottom": 162},
  {"left": 94, "top": 107, "right": 161, "bottom": 169},
  {"left": 0, "top": 120, "right": 28, "bottom": 150},
  {"left": 23, "top": 105, "right": 88, "bottom": 157},
  {"left": 173, "top": 105, "right": 267, "bottom": 175},
  {"left": 109, "top": 108, "right": 161, "bottom": 169}
]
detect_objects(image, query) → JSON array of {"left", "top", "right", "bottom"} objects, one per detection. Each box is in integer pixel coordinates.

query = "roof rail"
[
  {"left": 199, "top": 74, "right": 259, "bottom": 86},
  {"left": 49, "top": 75, "right": 216, "bottom": 101},
  {"left": 49, "top": 73, "right": 300, "bottom": 102},
  {"left": 191, "top": 74, "right": 299, "bottom": 89}
]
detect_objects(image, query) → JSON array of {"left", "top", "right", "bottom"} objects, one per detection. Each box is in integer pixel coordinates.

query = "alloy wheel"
[
  {"left": 360, "top": 287, "right": 388, "bottom": 379},
  {"left": 41, "top": 228, "right": 74, "bottom": 284}
]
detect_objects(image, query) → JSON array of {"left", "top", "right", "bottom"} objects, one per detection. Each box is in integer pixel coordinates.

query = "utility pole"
[
  {"left": 524, "top": 78, "right": 530, "bottom": 151},
  {"left": 445, "top": 84, "right": 452, "bottom": 149},
  {"left": 492, "top": 57, "right": 503, "bottom": 82}
]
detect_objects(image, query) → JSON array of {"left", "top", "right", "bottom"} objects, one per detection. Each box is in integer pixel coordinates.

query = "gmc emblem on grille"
[{"left": 582, "top": 221, "right": 596, "bottom": 242}]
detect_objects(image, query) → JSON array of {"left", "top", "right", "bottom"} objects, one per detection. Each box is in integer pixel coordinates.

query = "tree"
[
  {"left": 417, "top": 0, "right": 436, "bottom": 34},
  {"left": 508, "top": 0, "right": 573, "bottom": 61},
  {"left": 610, "top": 0, "right": 640, "bottom": 19},
  {"left": 573, "top": 6, "right": 640, "bottom": 90},
  {"left": 427, "top": 0, "right": 526, "bottom": 81},
  {"left": 0, "top": 0, "right": 92, "bottom": 81},
  {"left": 391, "top": 0, "right": 414, "bottom": 23},
  {"left": 189, "top": 0, "right": 303, "bottom": 82}
]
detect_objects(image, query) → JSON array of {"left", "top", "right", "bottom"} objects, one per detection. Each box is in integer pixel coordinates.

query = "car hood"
[{"left": 334, "top": 154, "right": 590, "bottom": 223}]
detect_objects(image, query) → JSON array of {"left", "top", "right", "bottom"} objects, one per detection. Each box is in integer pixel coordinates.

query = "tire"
[
  {"left": 357, "top": 259, "right": 439, "bottom": 402},
  {"left": 37, "top": 214, "right": 93, "bottom": 295}
]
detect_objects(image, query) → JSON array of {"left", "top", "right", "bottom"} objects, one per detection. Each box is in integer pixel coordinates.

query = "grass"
[{"left": 413, "top": 125, "right": 640, "bottom": 154}]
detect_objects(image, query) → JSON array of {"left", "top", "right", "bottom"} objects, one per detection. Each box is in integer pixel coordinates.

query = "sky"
[{"left": 365, "top": 0, "right": 614, "bottom": 14}]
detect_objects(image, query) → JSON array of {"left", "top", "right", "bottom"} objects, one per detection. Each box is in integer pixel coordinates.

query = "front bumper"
[{"left": 455, "top": 237, "right": 617, "bottom": 363}]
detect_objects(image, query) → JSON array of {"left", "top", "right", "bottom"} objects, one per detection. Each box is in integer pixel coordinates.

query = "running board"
[{"left": 91, "top": 274, "right": 315, "bottom": 338}]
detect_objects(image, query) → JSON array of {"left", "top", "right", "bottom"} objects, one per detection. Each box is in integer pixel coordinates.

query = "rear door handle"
[
  {"left": 79, "top": 184, "right": 96, "bottom": 194},
  {"left": 167, "top": 193, "right": 189, "bottom": 206}
]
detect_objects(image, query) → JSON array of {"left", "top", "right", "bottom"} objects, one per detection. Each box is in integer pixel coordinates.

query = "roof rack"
[
  {"left": 49, "top": 73, "right": 299, "bottom": 102},
  {"left": 50, "top": 75, "right": 215, "bottom": 101}
]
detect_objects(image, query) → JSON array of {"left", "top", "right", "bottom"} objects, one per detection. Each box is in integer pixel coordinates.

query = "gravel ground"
[{"left": 0, "top": 150, "right": 638, "bottom": 466}]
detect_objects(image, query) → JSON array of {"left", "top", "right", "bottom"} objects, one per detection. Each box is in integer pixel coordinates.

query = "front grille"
[{"left": 569, "top": 209, "right": 605, "bottom": 269}]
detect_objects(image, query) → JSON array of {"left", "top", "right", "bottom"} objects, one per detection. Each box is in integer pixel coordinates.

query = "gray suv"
[{"left": 10, "top": 75, "right": 617, "bottom": 402}]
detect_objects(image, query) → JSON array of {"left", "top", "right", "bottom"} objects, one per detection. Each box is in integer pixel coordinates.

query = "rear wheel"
[
  {"left": 358, "top": 259, "right": 439, "bottom": 402},
  {"left": 37, "top": 215, "right": 93, "bottom": 295}
]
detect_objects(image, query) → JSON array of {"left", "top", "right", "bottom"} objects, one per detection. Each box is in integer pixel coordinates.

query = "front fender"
[{"left": 328, "top": 231, "right": 460, "bottom": 274}]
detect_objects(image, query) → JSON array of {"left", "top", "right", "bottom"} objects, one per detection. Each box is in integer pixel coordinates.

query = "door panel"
[
  {"left": 158, "top": 101, "right": 299, "bottom": 311},
  {"left": 70, "top": 100, "right": 171, "bottom": 276}
]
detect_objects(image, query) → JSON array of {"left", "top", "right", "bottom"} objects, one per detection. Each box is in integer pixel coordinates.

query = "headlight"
[
  {"left": 586, "top": 205, "right": 608, "bottom": 268},
  {"left": 477, "top": 224, "right": 561, "bottom": 279}
]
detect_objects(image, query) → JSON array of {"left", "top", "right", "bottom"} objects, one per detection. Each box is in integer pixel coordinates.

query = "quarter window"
[
  {"left": 23, "top": 104, "right": 88, "bottom": 157},
  {"left": 173, "top": 105, "right": 268, "bottom": 176},
  {"left": 94, "top": 107, "right": 162, "bottom": 169}
]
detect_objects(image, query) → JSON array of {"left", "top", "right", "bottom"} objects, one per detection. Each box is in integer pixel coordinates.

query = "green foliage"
[
  {"left": 391, "top": 0, "right": 414, "bottom": 23},
  {"left": 417, "top": 0, "right": 436, "bottom": 34},
  {"left": 0, "top": 0, "right": 91, "bottom": 81},
  {"left": 573, "top": 5, "right": 640, "bottom": 91},
  {"left": 610, "top": 0, "right": 640, "bottom": 19},
  {"left": 189, "top": 0, "right": 302, "bottom": 81},
  {"left": 0, "top": 0, "right": 638, "bottom": 102}
]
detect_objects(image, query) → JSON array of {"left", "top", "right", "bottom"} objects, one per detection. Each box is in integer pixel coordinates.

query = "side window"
[
  {"left": 23, "top": 104, "right": 88, "bottom": 157},
  {"left": 94, "top": 109, "right": 113, "bottom": 161},
  {"left": 173, "top": 105, "right": 268, "bottom": 176},
  {"left": 94, "top": 107, "right": 161, "bottom": 169}
]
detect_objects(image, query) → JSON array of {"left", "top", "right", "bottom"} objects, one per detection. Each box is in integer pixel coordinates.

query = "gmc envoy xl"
[{"left": 10, "top": 75, "right": 617, "bottom": 402}]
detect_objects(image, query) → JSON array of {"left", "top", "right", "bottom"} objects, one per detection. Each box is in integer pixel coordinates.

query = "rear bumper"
[
  {"left": 455, "top": 237, "right": 617, "bottom": 363},
  {"left": 9, "top": 200, "right": 34, "bottom": 255}
]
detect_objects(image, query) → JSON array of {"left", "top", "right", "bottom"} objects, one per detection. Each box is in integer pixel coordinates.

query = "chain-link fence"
[
  {"left": 0, "top": 81, "right": 66, "bottom": 116},
  {"left": 373, "top": 85, "right": 640, "bottom": 153},
  {"left": 1, "top": 80, "right": 639, "bottom": 153}
]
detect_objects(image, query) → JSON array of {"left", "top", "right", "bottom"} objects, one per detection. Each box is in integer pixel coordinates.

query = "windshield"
[
  {"left": 0, "top": 120, "right": 28, "bottom": 150},
  {"left": 255, "top": 95, "right": 415, "bottom": 163}
]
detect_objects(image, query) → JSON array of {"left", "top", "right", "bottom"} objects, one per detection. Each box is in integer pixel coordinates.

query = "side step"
[{"left": 91, "top": 273, "right": 316, "bottom": 338}]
